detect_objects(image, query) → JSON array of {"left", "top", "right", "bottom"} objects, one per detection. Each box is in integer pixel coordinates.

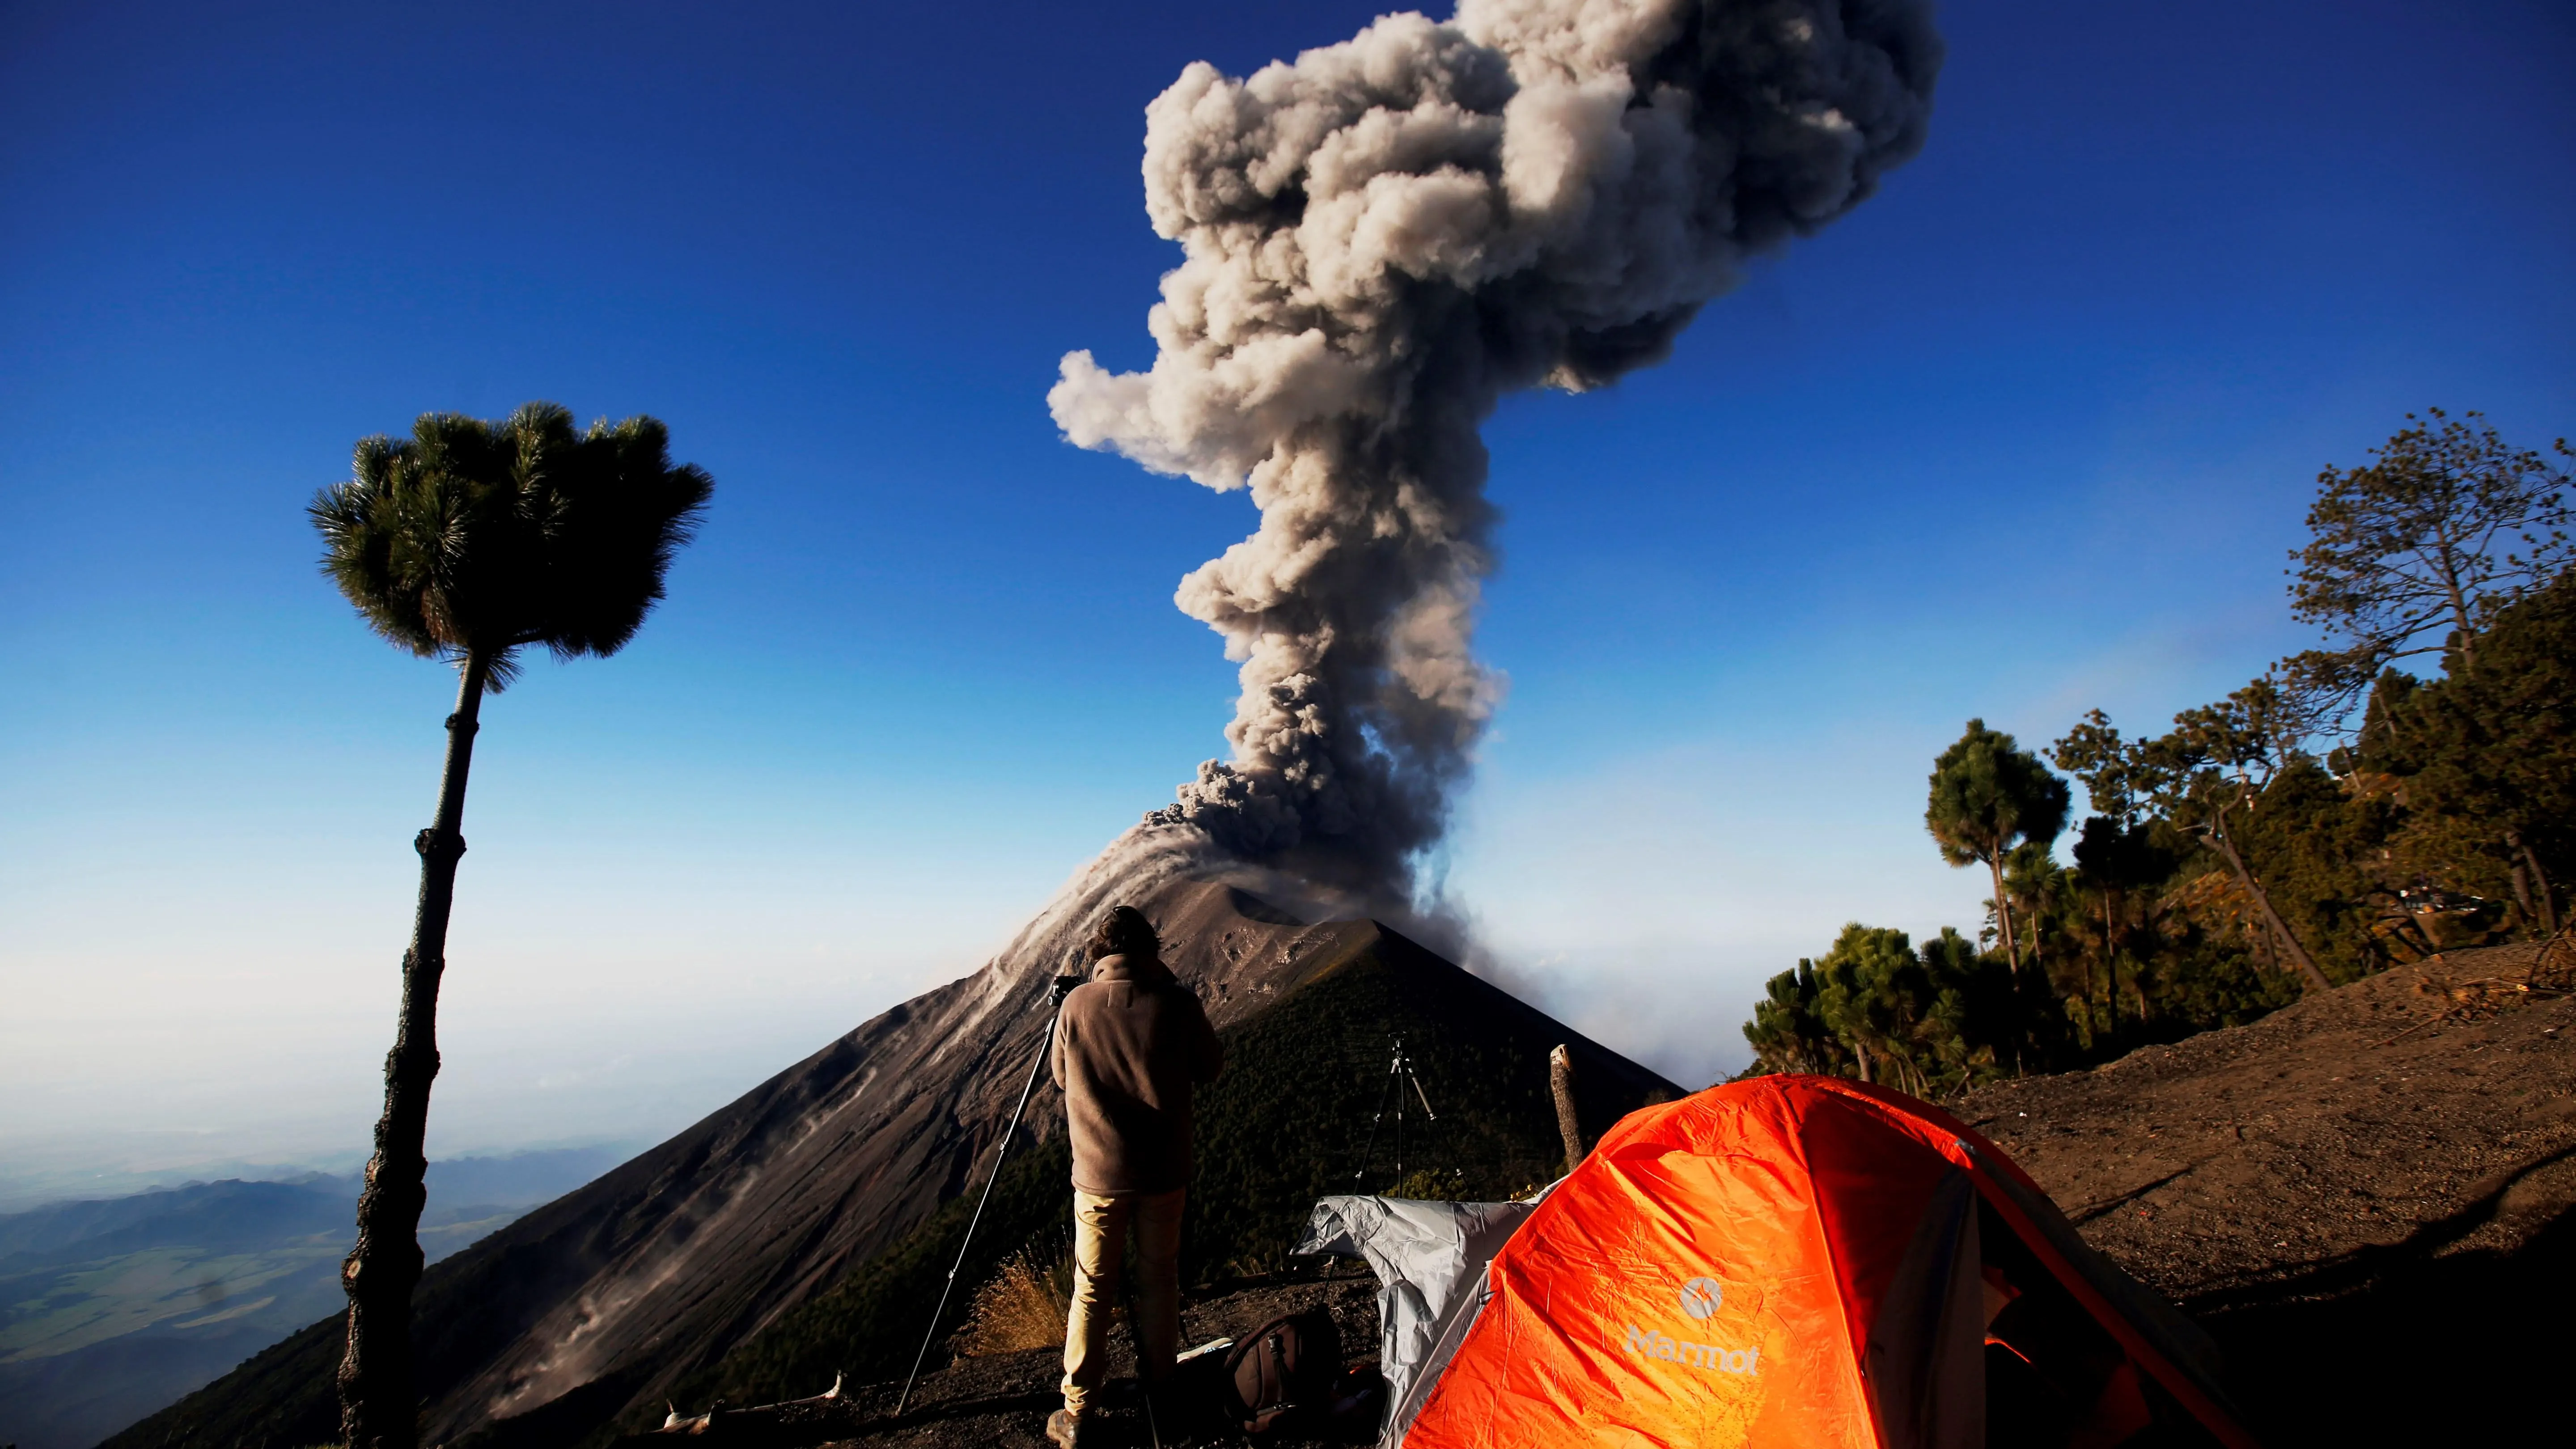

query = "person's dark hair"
[{"left": 1087, "top": 905, "right": 1159, "bottom": 962}]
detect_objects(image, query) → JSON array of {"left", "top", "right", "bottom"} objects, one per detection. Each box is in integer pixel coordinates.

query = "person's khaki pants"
[{"left": 1061, "top": 1187, "right": 1184, "bottom": 1415}]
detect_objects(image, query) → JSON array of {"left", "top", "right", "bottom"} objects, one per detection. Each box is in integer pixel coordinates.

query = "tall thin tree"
[
  {"left": 2135, "top": 680, "right": 2335, "bottom": 994},
  {"left": 310, "top": 403, "right": 711, "bottom": 1449},
  {"left": 1926, "top": 719, "right": 2069, "bottom": 973},
  {"left": 2052, "top": 710, "right": 2174, "bottom": 1038}
]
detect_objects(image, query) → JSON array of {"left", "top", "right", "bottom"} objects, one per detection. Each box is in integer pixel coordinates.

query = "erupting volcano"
[{"left": 111, "top": 3, "right": 1939, "bottom": 1445}]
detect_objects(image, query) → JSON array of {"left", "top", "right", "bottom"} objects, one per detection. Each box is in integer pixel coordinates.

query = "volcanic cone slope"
[{"left": 105, "top": 876, "right": 1678, "bottom": 1449}]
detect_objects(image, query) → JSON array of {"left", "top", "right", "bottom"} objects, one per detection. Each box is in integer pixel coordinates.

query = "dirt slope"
[{"left": 1955, "top": 941, "right": 2576, "bottom": 1445}]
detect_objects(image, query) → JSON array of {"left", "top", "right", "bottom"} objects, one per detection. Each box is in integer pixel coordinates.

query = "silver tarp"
[{"left": 1296, "top": 1194, "right": 1540, "bottom": 1448}]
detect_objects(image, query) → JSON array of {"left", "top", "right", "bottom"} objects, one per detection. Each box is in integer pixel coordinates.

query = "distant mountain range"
[{"left": 0, "top": 1147, "right": 625, "bottom": 1449}]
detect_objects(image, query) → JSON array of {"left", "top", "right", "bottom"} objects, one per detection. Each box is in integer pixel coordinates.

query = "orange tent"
[{"left": 1398, "top": 1076, "right": 2257, "bottom": 1449}]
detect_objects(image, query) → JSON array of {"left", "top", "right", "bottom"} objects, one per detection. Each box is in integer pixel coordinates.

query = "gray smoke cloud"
[{"left": 1052, "top": 0, "right": 1940, "bottom": 894}]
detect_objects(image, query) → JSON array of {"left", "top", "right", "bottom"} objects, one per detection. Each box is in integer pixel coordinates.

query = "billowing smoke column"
[{"left": 1053, "top": 0, "right": 1940, "bottom": 896}]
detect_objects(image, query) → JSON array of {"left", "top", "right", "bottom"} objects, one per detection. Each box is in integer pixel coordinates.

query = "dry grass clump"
[{"left": 954, "top": 1242, "right": 1076, "bottom": 1356}]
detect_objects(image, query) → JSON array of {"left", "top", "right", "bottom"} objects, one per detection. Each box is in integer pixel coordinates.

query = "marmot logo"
[
  {"left": 1678, "top": 1276, "right": 1723, "bottom": 1319},
  {"left": 1623, "top": 1324, "right": 1760, "bottom": 1375}
]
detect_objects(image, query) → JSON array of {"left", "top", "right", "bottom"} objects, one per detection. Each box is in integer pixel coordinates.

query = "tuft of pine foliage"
[{"left": 310, "top": 402, "right": 712, "bottom": 689}]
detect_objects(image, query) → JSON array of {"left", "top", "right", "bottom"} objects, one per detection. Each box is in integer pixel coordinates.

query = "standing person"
[{"left": 1048, "top": 905, "right": 1224, "bottom": 1449}]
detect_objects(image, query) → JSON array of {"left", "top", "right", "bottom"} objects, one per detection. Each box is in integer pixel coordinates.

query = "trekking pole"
[{"left": 896, "top": 972, "right": 1085, "bottom": 1417}]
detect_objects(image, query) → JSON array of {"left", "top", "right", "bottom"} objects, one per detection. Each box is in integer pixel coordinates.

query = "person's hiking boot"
[{"left": 1046, "top": 1407, "right": 1090, "bottom": 1449}]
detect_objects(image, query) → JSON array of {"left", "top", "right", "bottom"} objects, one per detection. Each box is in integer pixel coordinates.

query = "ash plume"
[{"left": 1053, "top": 0, "right": 1940, "bottom": 895}]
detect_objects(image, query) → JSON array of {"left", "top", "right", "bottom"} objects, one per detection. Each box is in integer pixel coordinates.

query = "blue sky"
[{"left": 3, "top": 0, "right": 2570, "bottom": 1200}]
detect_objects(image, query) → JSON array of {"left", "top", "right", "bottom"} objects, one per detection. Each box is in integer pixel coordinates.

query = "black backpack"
[{"left": 1224, "top": 1308, "right": 1342, "bottom": 1435}]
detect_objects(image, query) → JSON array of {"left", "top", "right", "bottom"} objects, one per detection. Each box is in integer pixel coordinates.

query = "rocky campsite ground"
[
  {"left": 1957, "top": 940, "right": 2576, "bottom": 1445},
  {"left": 628, "top": 940, "right": 2575, "bottom": 1449},
  {"left": 634, "top": 1270, "right": 1384, "bottom": 1449}
]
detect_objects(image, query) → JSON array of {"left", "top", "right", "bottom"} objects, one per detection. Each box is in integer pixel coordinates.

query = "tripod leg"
[
  {"left": 897, "top": 1007, "right": 1060, "bottom": 1416},
  {"left": 1135, "top": 1313, "right": 1165, "bottom": 1449},
  {"left": 1407, "top": 1065, "right": 1437, "bottom": 1120},
  {"left": 1351, "top": 1062, "right": 1400, "bottom": 1185},
  {"left": 1394, "top": 1054, "right": 1406, "bottom": 1181}
]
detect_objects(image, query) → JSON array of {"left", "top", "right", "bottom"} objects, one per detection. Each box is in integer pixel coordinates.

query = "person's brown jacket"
[{"left": 1051, "top": 951, "right": 1224, "bottom": 1196}]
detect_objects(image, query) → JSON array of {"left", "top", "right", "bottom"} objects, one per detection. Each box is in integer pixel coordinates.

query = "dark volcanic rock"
[{"left": 435, "top": 873, "right": 1377, "bottom": 1437}]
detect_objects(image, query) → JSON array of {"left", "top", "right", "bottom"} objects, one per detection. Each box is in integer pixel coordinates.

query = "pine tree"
[
  {"left": 1925, "top": 720, "right": 2069, "bottom": 972},
  {"left": 2282, "top": 410, "right": 2570, "bottom": 740}
]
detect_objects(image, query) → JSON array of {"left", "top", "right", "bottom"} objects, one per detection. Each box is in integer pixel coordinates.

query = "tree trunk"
[
  {"left": 1988, "top": 855, "right": 2021, "bottom": 972},
  {"left": 339, "top": 651, "right": 491, "bottom": 1449},
  {"left": 2206, "top": 805, "right": 2333, "bottom": 994},
  {"left": 1548, "top": 1046, "right": 1584, "bottom": 1177},
  {"left": 2099, "top": 890, "right": 2118, "bottom": 1039},
  {"left": 2439, "top": 541, "right": 2478, "bottom": 671},
  {"left": 2509, "top": 828, "right": 2560, "bottom": 937}
]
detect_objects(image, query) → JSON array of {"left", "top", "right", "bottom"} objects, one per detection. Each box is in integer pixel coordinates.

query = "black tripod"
[
  {"left": 1350, "top": 1037, "right": 1439, "bottom": 1189},
  {"left": 897, "top": 972, "right": 1082, "bottom": 1416}
]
